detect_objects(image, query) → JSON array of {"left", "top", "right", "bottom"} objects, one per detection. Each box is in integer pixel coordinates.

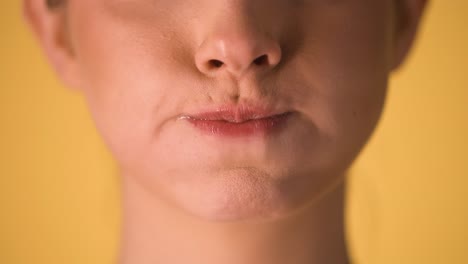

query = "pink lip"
[{"left": 179, "top": 106, "right": 295, "bottom": 137}]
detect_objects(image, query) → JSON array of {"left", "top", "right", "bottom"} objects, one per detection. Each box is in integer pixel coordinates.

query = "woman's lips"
[{"left": 179, "top": 106, "right": 295, "bottom": 137}]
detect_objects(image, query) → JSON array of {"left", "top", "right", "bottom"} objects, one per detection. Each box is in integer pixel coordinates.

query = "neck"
[{"left": 119, "top": 175, "right": 350, "bottom": 264}]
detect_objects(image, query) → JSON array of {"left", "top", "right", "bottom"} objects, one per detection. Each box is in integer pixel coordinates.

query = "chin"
[{"left": 169, "top": 167, "right": 324, "bottom": 222}]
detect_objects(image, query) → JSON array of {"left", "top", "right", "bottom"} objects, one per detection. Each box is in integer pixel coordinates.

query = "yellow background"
[{"left": 1, "top": 1, "right": 467, "bottom": 263}]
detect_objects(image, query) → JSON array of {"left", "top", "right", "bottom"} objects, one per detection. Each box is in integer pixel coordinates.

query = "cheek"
[
  {"left": 315, "top": 51, "right": 388, "bottom": 171},
  {"left": 328, "top": 21, "right": 390, "bottom": 148},
  {"left": 70, "top": 15, "right": 185, "bottom": 170},
  {"left": 292, "top": 4, "right": 392, "bottom": 167}
]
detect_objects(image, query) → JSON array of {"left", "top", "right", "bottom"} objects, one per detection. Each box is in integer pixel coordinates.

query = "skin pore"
[{"left": 24, "top": 0, "right": 427, "bottom": 263}]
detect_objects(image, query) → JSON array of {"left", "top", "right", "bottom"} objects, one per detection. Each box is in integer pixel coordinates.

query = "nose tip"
[{"left": 195, "top": 33, "right": 282, "bottom": 79}]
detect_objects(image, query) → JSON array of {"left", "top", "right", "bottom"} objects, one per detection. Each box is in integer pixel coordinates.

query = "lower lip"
[{"left": 187, "top": 112, "right": 294, "bottom": 137}]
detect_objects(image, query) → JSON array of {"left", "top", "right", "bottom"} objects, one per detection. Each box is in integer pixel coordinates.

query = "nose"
[{"left": 194, "top": 17, "right": 282, "bottom": 80}]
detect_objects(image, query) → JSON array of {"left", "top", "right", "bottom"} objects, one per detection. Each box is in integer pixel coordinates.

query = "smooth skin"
[{"left": 24, "top": 0, "right": 427, "bottom": 263}]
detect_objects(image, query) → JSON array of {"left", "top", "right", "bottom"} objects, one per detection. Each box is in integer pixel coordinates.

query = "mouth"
[{"left": 178, "top": 105, "right": 295, "bottom": 137}]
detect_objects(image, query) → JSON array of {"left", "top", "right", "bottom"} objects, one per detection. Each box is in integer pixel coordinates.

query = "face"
[{"left": 28, "top": 0, "right": 423, "bottom": 221}]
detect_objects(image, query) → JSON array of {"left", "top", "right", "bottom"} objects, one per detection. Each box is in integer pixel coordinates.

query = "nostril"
[
  {"left": 208, "top": 59, "right": 224, "bottom": 68},
  {"left": 253, "top": 54, "right": 268, "bottom": 66}
]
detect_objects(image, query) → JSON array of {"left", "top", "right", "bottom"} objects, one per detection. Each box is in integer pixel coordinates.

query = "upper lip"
[{"left": 180, "top": 105, "right": 291, "bottom": 123}]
